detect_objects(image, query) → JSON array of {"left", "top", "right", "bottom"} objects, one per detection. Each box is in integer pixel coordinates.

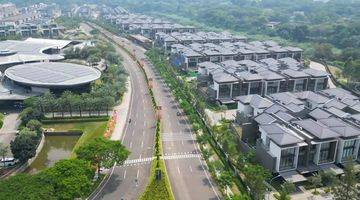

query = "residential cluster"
[
  {"left": 0, "top": 3, "right": 63, "bottom": 38},
  {"left": 234, "top": 88, "right": 360, "bottom": 182},
  {"left": 103, "top": 11, "right": 197, "bottom": 39},
  {"left": 100, "top": 8, "right": 360, "bottom": 183}
]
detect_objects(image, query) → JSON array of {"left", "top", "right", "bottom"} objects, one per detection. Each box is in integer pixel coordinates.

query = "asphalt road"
[
  {"left": 89, "top": 24, "right": 156, "bottom": 200},
  {"left": 91, "top": 23, "right": 220, "bottom": 200}
]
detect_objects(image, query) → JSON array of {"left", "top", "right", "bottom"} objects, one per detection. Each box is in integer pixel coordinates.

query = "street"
[{"left": 89, "top": 24, "right": 156, "bottom": 200}]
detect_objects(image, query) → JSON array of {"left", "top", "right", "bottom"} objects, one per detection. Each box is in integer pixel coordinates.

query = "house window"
[
  {"left": 342, "top": 140, "right": 356, "bottom": 162},
  {"left": 280, "top": 148, "right": 296, "bottom": 171},
  {"left": 319, "top": 143, "right": 331, "bottom": 164},
  {"left": 218, "top": 84, "right": 231, "bottom": 99}
]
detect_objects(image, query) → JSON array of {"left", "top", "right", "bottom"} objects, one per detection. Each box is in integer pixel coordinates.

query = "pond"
[{"left": 26, "top": 135, "right": 80, "bottom": 174}]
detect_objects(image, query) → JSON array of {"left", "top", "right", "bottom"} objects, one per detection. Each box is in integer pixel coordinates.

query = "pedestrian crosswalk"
[
  {"left": 120, "top": 152, "right": 202, "bottom": 167},
  {"left": 162, "top": 153, "right": 201, "bottom": 160},
  {"left": 123, "top": 157, "right": 155, "bottom": 165},
  {"left": 161, "top": 132, "right": 195, "bottom": 142}
]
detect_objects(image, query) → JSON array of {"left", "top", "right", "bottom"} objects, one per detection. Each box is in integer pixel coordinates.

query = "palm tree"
[
  {"left": 43, "top": 92, "right": 56, "bottom": 118},
  {"left": 61, "top": 91, "right": 74, "bottom": 117}
]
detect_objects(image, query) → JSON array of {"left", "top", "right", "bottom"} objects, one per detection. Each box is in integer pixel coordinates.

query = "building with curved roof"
[
  {"left": 5, "top": 62, "right": 101, "bottom": 87},
  {"left": 0, "top": 38, "right": 76, "bottom": 70},
  {"left": 4, "top": 62, "right": 101, "bottom": 94}
]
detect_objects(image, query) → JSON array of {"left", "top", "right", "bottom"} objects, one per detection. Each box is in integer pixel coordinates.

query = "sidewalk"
[{"left": 110, "top": 77, "right": 132, "bottom": 141}]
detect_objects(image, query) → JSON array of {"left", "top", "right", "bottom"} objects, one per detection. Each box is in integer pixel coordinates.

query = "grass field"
[{"left": 42, "top": 120, "right": 108, "bottom": 157}]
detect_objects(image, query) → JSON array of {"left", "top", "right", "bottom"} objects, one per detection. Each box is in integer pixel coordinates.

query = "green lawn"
[{"left": 42, "top": 121, "right": 108, "bottom": 158}]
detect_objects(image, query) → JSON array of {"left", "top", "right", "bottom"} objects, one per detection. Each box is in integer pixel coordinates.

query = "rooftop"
[{"left": 5, "top": 62, "right": 101, "bottom": 87}]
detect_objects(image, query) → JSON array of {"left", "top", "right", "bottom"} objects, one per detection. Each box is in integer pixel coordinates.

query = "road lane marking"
[
  {"left": 132, "top": 130, "right": 134, "bottom": 136},
  {"left": 129, "top": 142, "right": 133, "bottom": 149},
  {"left": 189, "top": 165, "right": 193, "bottom": 173},
  {"left": 136, "top": 169, "right": 139, "bottom": 178},
  {"left": 141, "top": 140, "right": 144, "bottom": 148},
  {"left": 177, "top": 167, "right": 181, "bottom": 174},
  {"left": 123, "top": 170, "right": 127, "bottom": 179}
]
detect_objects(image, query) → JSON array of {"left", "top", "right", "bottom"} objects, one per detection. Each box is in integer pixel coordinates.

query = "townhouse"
[
  {"left": 197, "top": 58, "right": 329, "bottom": 104},
  {"left": 234, "top": 88, "right": 360, "bottom": 182},
  {"left": 169, "top": 40, "right": 303, "bottom": 70}
]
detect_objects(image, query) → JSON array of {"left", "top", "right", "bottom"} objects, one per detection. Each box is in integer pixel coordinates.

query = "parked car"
[{"left": 0, "top": 157, "right": 17, "bottom": 167}]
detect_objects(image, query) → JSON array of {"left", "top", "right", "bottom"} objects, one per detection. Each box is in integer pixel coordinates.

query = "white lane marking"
[
  {"left": 181, "top": 140, "right": 184, "bottom": 145},
  {"left": 139, "top": 154, "right": 142, "bottom": 159},
  {"left": 123, "top": 170, "right": 127, "bottom": 179},
  {"left": 136, "top": 169, "right": 140, "bottom": 178},
  {"left": 129, "top": 142, "right": 133, "bottom": 149},
  {"left": 141, "top": 140, "right": 144, "bottom": 148},
  {"left": 189, "top": 165, "right": 193, "bottom": 173},
  {"left": 132, "top": 130, "right": 135, "bottom": 136},
  {"left": 177, "top": 166, "right": 181, "bottom": 174},
  {"left": 144, "top": 121, "right": 146, "bottom": 127}
]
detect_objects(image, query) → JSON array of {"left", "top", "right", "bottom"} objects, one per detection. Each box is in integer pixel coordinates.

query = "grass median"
[{"left": 140, "top": 121, "right": 174, "bottom": 200}]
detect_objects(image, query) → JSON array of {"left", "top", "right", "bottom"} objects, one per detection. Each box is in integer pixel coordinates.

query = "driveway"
[{"left": 0, "top": 112, "right": 20, "bottom": 156}]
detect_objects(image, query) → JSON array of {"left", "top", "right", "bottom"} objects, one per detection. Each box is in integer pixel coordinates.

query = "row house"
[
  {"left": 236, "top": 88, "right": 360, "bottom": 181},
  {"left": 197, "top": 58, "right": 329, "bottom": 104},
  {"left": 170, "top": 41, "right": 303, "bottom": 71}
]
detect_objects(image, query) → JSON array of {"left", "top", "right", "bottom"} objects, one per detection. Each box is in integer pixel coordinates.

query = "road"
[
  {"left": 0, "top": 112, "right": 20, "bottom": 156},
  {"left": 91, "top": 24, "right": 221, "bottom": 200},
  {"left": 88, "top": 24, "right": 156, "bottom": 200}
]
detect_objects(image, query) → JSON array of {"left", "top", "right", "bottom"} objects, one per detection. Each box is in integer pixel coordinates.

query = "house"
[{"left": 236, "top": 94, "right": 273, "bottom": 116}]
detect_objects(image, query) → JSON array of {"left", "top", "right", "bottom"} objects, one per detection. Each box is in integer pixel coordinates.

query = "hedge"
[{"left": 42, "top": 116, "right": 109, "bottom": 124}]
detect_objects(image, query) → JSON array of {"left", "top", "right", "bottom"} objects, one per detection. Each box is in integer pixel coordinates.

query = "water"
[{"left": 26, "top": 135, "right": 80, "bottom": 173}]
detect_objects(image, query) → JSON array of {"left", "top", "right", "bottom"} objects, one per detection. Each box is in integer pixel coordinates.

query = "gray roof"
[
  {"left": 303, "top": 68, "right": 329, "bottom": 77},
  {"left": 281, "top": 69, "right": 309, "bottom": 78},
  {"left": 5, "top": 62, "right": 101, "bottom": 87},
  {"left": 325, "top": 107, "right": 349, "bottom": 118},
  {"left": 254, "top": 113, "right": 277, "bottom": 124},
  {"left": 260, "top": 123, "right": 303, "bottom": 146},
  {"left": 350, "top": 103, "right": 360, "bottom": 113},
  {"left": 274, "top": 110, "right": 295, "bottom": 122},
  {"left": 319, "top": 118, "right": 360, "bottom": 138},
  {"left": 294, "top": 119, "right": 339, "bottom": 139},
  {"left": 236, "top": 94, "right": 273, "bottom": 108},
  {"left": 212, "top": 70, "right": 238, "bottom": 83},
  {"left": 295, "top": 91, "right": 330, "bottom": 104},
  {"left": 270, "top": 92, "right": 304, "bottom": 106},
  {"left": 265, "top": 104, "right": 288, "bottom": 114},
  {"left": 323, "top": 99, "right": 347, "bottom": 110},
  {"left": 321, "top": 88, "right": 359, "bottom": 100},
  {"left": 308, "top": 108, "right": 332, "bottom": 120}
]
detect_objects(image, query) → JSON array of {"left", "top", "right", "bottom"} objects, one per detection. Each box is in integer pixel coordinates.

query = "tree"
[
  {"left": 76, "top": 137, "right": 130, "bottom": 174},
  {"left": 10, "top": 134, "right": 37, "bottom": 163},
  {"left": 332, "top": 160, "right": 358, "bottom": 200},
  {"left": 218, "top": 170, "right": 233, "bottom": 189},
  {"left": 39, "top": 159, "right": 94, "bottom": 200},
  {"left": 0, "top": 174, "right": 55, "bottom": 200},
  {"left": 26, "top": 119, "right": 42, "bottom": 133},
  {"left": 309, "top": 173, "right": 322, "bottom": 194},
  {"left": 243, "top": 164, "right": 271, "bottom": 200},
  {"left": 0, "top": 143, "right": 8, "bottom": 165},
  {"left": 19, "top": 107, "right": 43, "bottom": 125},
  {"left": 273, "top": 182, "right": 295, "bottom": 200},
  {"left": 313, "top": 43, "right": 334, "bottom": 60}
]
